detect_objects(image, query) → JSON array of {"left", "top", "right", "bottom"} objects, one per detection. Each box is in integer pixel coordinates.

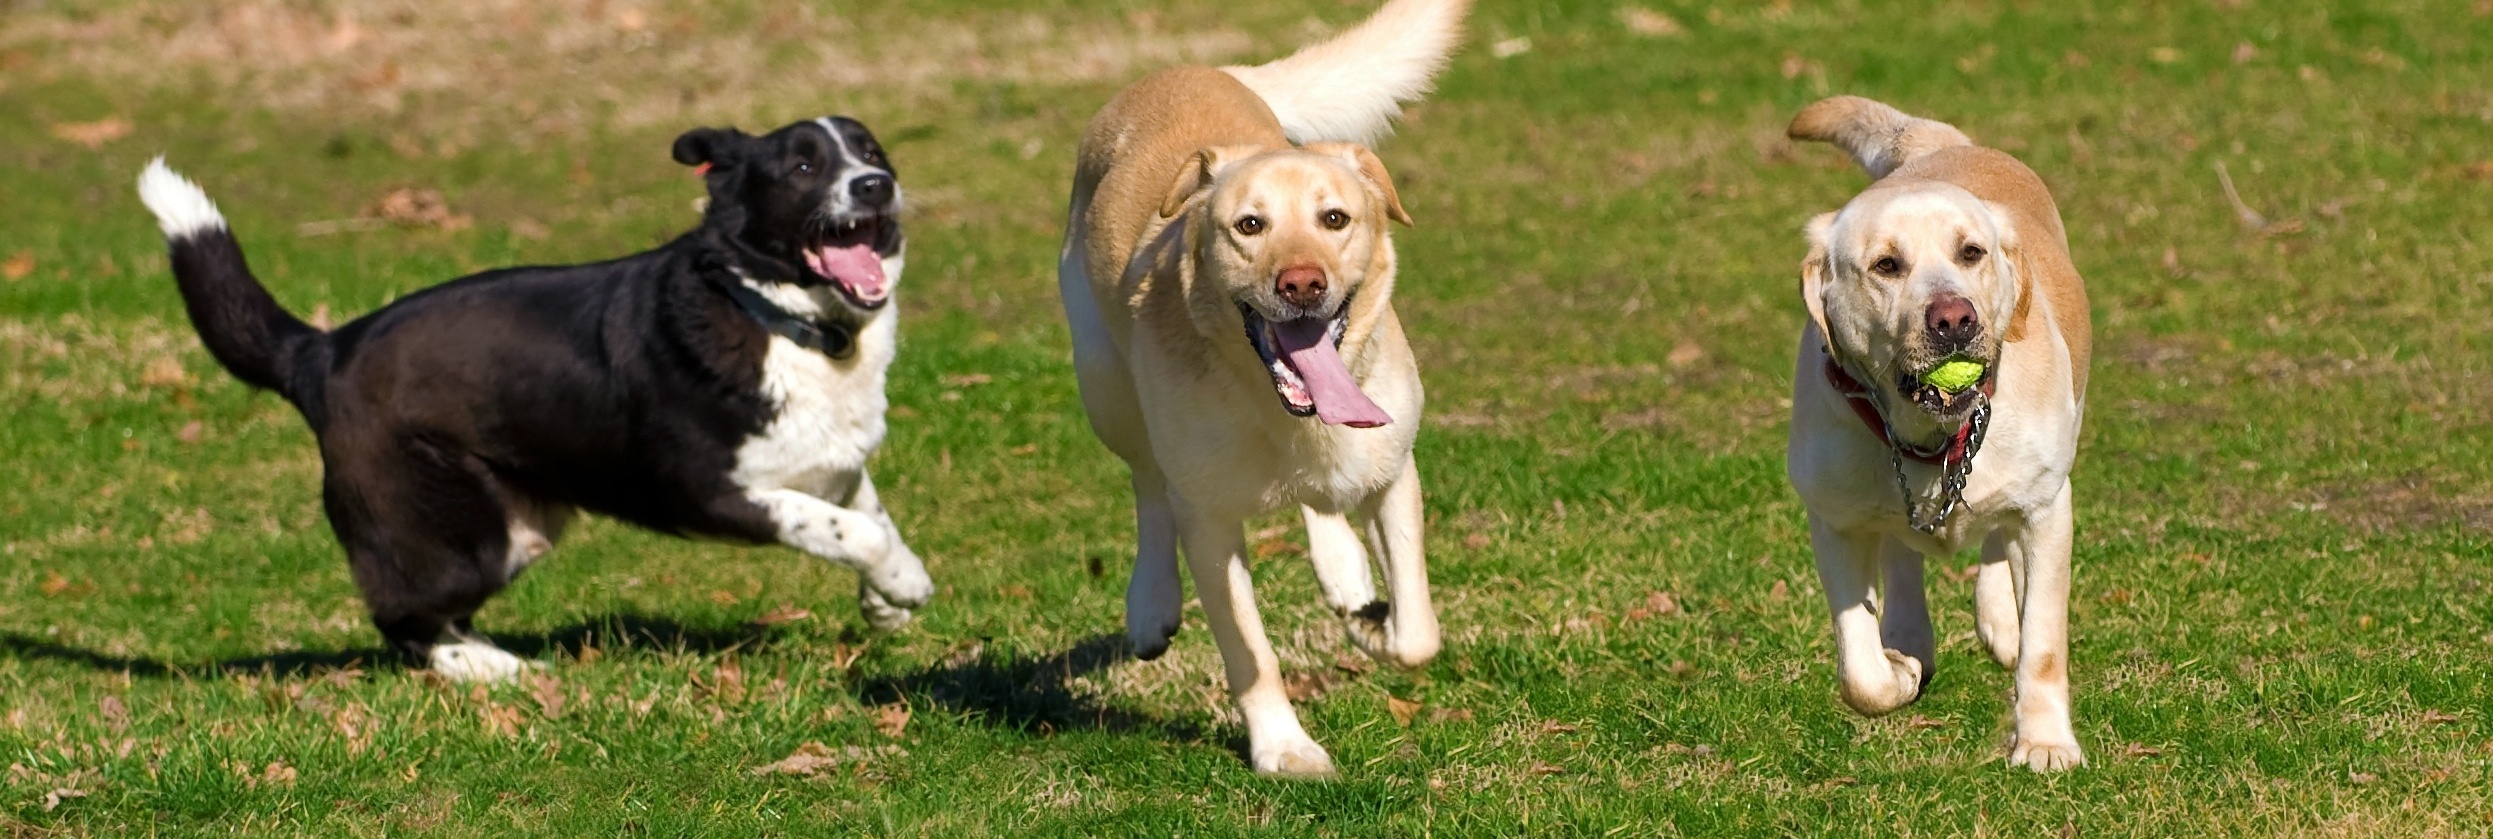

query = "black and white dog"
[{"left": 137, "top": 118, "right": 932, "bottom": 681}]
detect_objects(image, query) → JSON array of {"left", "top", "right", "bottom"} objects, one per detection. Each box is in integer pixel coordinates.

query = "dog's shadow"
[
  {"left": 0, "top": 613, "right": 768, "bottom": 680},
  {"left": 858, "top": 633, "right": 1213, "bottom": 746},
  {"left": 3, "top": 620, "right": 1217, "bottom": 749}
]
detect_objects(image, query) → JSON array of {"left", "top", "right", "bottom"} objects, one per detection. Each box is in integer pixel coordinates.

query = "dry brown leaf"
[
  {"left": 1528, "top": 761, "right": 1565, "bottom": 776},
  {"left": 1767, "top": 579, "right": 1790, "bottom": 600},
  {"left": 1904, "top": 714, "right": 1944, "bottom": 730},
  {"left": 998, "top": 584, "right": 1032, "bottom": 600},
  {"left": 708, "top": 589, "right": 739, "bottom": 606},
  {"left": 51, "top": 118, "right": 132, "bottom": 149},
  {"left": 97, "top": 695, "right": 130, "bottom": 731},
  {"left": 751, "top": 742, "right": 904, "bottom": 777},
  {"left": 2, "top": 251, "right": 32, "bottom": 281},
  {"left": 1386, "top": 695, "right": 1422, "bottom": 727},
  {"left": 140, "top": 356, "right": 191, "bottom": 389},
  {"left": 751, "top": 604, "right": 813, "bottom": 626},
  {"left": 1009, "top": 443, "right": 1039, "bottom": 456},
  {"left": 1539, "top": 720, "right": 1580, "bottom": 736},
  {"left": 1618, "top": 6, "right": 1685, "bottom": 38},
  {"left": 2121, "top": 742, "right": 2165, "bottom": 758},
  {"left": 1664, "top": 660, "right": 1695, "bottom": 678},
  {"left": 369, "top": 187, "right": 472, "bottom": 230},
  {"left": 528, "top": 674, "right": 565, "bottom": 718},
  {"left": 1666, "top": 339, "right": 1705, "bottom": 369},
  {"left": 830, "top": 643, "right": 864, "bottom": 670},
  {"left": 1461, "top": 531, "right": 1492, "bottom": 550},
  {"left": 1332, "top": 653, "right": 1372, "bottom": 675},
  {"left": 2422, "top": 709, "right": 2465, "bottom": 725},
  {"left": 1284, "top": 670, "right": 1335, "bottom": 701},
  {"left": 480, "top": 703, "right": 522, "bottom": 738},
  {"left": 1627, "top": 590, "right": 1680, "bottom": 621},
  {"left": 41, "top": 787, "right": 86, "bottom": 811},
  {"left": 872, "top": 703, "right": 911, "bottom": 738},
  {"left": 1428, "top": 707, "right": 1474, "bottom": 724},
  {"left": 176, "top": 421, "right": 205, "bottom": 444}
]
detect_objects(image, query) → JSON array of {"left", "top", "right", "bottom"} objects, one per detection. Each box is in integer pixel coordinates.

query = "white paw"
[
  {"left": 1250, "top": 734, "right": 1338, "bottom": 779},
  {"left": 1343, "top": 601, "right": 1440, "bottom": 670},
  {"left": 1975, "top": 616, "right": 2020, "bottom": 670},
  {"left": 429, "top": 640, "right": 534, "bottom": 683},
  {"left": 865, "top": 543, "right": 933, "bottom": 609},
  {"left": 2009, "top": 736, "right": 2086, "bottom": 772},
  {"left": 1839, "top": 649, "right": 1925, "bottom": 717},
  {"left": 857, "top": 582, "right": 915, "bottom": 631}
]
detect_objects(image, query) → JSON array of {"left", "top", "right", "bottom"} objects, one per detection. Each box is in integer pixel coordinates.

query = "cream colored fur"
[
  {"left": 1786, "top": 96, "right": 2094, "bottom": 772},
  {"left": 1056, "top": 0, "right": 1467, "bottom": 778}
]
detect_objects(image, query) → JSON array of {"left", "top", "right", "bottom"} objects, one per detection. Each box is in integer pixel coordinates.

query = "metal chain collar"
[{"left": 1888, "top": 398, "right": 1992, "bottom": 534}]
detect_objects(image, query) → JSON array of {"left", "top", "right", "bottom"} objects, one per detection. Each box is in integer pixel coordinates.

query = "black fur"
[{"left": 151, "top": 117, "right": 903, "bottom": 665}]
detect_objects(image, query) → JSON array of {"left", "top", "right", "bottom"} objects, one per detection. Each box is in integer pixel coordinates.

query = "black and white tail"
[
  {"left": 1786, "top": 96, "right": 1974, "bottom": 180},
  {"left": 137, "top": 159, "right": 327, "bottom": 411},
  {"left": 1221, "top": 0, "right": 1471, "bottom": 146}
]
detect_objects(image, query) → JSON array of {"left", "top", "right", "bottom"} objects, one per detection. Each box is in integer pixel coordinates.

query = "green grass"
[{"left": 3, "top": 0, "right": 2489, "bottom": 834}]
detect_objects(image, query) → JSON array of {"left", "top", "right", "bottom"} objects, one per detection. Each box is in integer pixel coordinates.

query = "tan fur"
[
  {"left": 1057, "top": 10, "right": 1456, "bottom": 779},
  {"left": 1785, "top": 96, "right": 2094, "bottom": 773}
]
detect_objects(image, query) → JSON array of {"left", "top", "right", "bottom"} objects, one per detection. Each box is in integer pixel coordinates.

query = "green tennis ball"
[{"left": 1921, "top": 360, "right": 1986, "bottom": 393}]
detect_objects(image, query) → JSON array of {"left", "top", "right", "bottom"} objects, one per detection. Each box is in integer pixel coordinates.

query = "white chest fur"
[{"left": 728, "top": 307, "right": 896, "bottom": 498}]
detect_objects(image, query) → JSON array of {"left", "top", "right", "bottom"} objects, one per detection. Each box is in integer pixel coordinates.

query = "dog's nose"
[
  {"left": 1275, "top": 265, "right": 1328, "bottom": 309},
  {"left": 1924, "top": 294, "right": 1981, "bottom": 348},
  {"left": 849, "top": 174, "right": 895, "bottom": 207}
]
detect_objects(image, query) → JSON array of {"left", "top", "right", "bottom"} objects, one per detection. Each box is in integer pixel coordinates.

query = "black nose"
[
  {"left": 1924, "top": 294, "right": 1981, "bottom": 349},
  {"left": 849, "top": 174, "right": 895, "bottom": 207}
]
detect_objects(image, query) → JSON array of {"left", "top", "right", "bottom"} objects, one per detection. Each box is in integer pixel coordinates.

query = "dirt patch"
[{"left": 2320, "top": 472, "right": 2493, "bottom": 535}]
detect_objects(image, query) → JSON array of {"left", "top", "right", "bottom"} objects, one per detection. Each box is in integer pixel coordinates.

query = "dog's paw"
[
  {"left": 1250, "top": 734, "right": 1338, "bottom": 779},
  {"left": 2009, "top": 736, "right": 2086, "bottom": 772},
  {"left": 857, "top": 582, "right": 916, "bottom": 631},
  {"left": 1124, "top": 567, "right": 1183, "bottom": 660},
  {"left": 1838, "top": 649, "right": 1925, "bottom": 716},
  {"left": 429, "top": 640, "right": 534, "bottom": 683},
  {"left": 1343, "top": 601, "right": 1440, "bottom": 670},
  {"left": 865, "top": 546, "right": 933, "bottom": 610},
  {"left": 1126, "top": 614, "right": 1179, "bottom": 660}
]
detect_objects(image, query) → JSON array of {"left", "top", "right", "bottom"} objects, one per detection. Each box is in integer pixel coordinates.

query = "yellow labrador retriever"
[
  {"left": 1056, "top": 0, "right": 1468, "bottom": 777},
  {"left": 1784, "top": 96, "right": 2094, "bottom": 771}
]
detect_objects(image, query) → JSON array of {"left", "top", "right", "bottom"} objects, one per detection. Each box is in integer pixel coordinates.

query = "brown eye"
[
  {"left": 1871, "top": 256, "right": 1902, "bottom": 276},
  {"left": 1234, "top": 215, "right": 1265, "bottom": 236},
  {"left": 1321, "top": 209, "right": 1350, "bottom": 230},
  {"left": 1959, "top": 244, "right": 1986, "bottom": 264}
]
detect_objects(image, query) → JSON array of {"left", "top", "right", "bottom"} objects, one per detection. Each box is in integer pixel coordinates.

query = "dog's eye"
[
  {"left": 1321, "top": 209, "right": 1350, "bottom": 230},
  {"left": 795, "top": 161, "right": 814, "bottom": 174},
  {"left": 1234, "top": 215, "right": 1265, "bottom": 236},
  {"left": 1958, "top": 244, "right": 1986, "bottom": 264},
  {"left": 1870, "top": 256, "right": 1902, "bottom": 276}
]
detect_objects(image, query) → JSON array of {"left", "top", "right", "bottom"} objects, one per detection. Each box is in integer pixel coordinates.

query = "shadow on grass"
[
  {"left": 0, "top": 613, "right": 771, "bottom": 680},
  {"left": 859, "top": 633, "right": 1220, "bottom": 748}
]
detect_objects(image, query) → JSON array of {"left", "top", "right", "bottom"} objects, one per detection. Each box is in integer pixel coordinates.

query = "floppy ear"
[
  {"left": 671, "top": 127, "right": 748, "bottom": 168},
  {"left": 1304, "top": 142, "right": 1413, "bottom": 226},
  {"left": 1159, "top": 147, "right": 1256, "bottom": 219},
  {"left": 1982, "top": 200, "right": 2033, "bottom": 343},
  {"left": 1799, "top": 212, "right": 1838, "bottom": 342}
]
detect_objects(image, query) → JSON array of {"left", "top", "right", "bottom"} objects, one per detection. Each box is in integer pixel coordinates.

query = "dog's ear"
[
  {"left": 671, "top": 127, "right": 749, "bottom": 168},
  {"left": 1303, "top": 142, "right": 1413, "bottom": 227},
  {"left": 1159, "top": 148, "right": 1221, "bottom": 219},
  {"left": 1983, "top": 200, "right": 2033, "bottom": 343},
  {"left": 1799, "top": 211, "right": 1838, "bottom": 342}
]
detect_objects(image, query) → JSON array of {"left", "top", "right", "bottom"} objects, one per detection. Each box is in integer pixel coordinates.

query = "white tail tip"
[{"left": 137, "top": 157, "right": 227, "bottom": 240}]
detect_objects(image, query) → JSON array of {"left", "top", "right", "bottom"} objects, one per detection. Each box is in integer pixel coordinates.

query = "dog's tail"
[
  {"left": 137, "top": 159, "right": 329, "bottom": 414},
  {"left": 1787, "top": 96, "right": 1973, "bottom": 180},
  {"left": 1222, "top": 0, "right": 1471, "bottom": 145}
]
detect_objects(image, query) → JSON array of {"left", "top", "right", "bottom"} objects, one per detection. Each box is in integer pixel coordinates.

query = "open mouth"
[
  {"left": 1898, "top": 359, "right": 1998, "bottom": 418},
  {"left": 1238, "top": 302, "right": 1392, "bottom": 428},
  {"left": 800, "top": 215, "right": 894, "bottom": 309}
]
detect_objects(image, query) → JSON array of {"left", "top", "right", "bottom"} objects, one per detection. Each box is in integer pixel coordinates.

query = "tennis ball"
[{"left": 1921, "top": 360, "right": 1986, "bottom": 393}]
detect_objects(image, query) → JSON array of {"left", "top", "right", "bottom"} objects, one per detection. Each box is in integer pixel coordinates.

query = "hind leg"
[{"left": 326, "top": 441, "right": 548, "bottom": 683}]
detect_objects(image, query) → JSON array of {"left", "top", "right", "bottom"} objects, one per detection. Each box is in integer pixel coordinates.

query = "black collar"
[{"left": 724, "top": 281, "right": 857, "bottom": 360}]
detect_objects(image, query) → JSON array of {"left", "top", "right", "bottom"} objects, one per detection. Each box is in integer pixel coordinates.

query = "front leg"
[
  {"left": 1810, "top": 515, "right": 1923, "bottom": 716},
  {"left": 845, "top": 471, "right": 935, "bottom": 630},
  {"left": 748, "top": 486, "right": 929, "bottom": 630},
  {"left": 1174, "top": 496, "right": 1334, "bottom": 778},
  {"left": 1877, "top": 536, "right": 1936, "bottom": 688},
  {"left": 1354, "top": 460, "right": 1438, "bottom": 668},
  {"left": 2005, "top": 484, "right": 2084, "bottom": 772}
]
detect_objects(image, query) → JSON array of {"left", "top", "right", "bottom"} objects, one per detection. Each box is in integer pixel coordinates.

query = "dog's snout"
[
  {"left": 849, "top": 173, "right": 895, "bottom": 207},
  {"left": 1275, "top": 265, "right": 1328, "bottom": 310},
  {"left": 1924, "top": 294, "right": 1981, "bottom": 348}
]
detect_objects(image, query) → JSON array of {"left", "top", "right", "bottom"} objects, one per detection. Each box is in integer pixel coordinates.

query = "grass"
[{"left": 2, "top": 0, "right": 2489, "bottom": 834}]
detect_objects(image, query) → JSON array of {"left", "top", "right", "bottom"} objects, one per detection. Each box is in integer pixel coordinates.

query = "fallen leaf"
[
  {"left": 1617, "top": 6, "right": 1684, "bottom": 38},
  {"left": 177, "top": 421, "right": 205, "bottom": 444},
  {"left": 830, "top": 643, "right": 863, "bottom": 670},
  {"left": 1461, "top": 532, "right": 1492, "bottom": 550},
  {"left": 2, "top": 250, "right": 31, "bottom": 281},
  {"left": 1817, "top": 775, "right": 1858, "bottom": 790},
  {"left": 1428, "top": 707, "right": 1474, "bottom": 724},
  {"left": 51, "top": 118, "right": 132, "bottom": 149},
  {"left": 1539, "top": 720, "right": 1580, "bottom": 736},
  {"left": 1666, "top": 339, "right": 1705, "bottom": 369},
  {"left": 259, "top": 761, "right": 297, "bottom": 787},
  {"left": 1284, "top": 670, "right": 1335, "bottom": 701},
  {"left": 872, "top": 703, "right": 911, "bottom": 738},
  {"left": 2121, "top": 742, "right": 2165, "bottom": 758},
  {"left": 1528, "top": 761, "right": 1564, "bottom": 776},
  {"left": 1664, "top": 659, "right": 1695, "bottom": 678},
  {"left": 707, "top": 589, "right": 739, "bottom": 606},
  {"left": 140, "top": 356, "right": 191, "bottom": 389},
  {"left": 369, "top": 187, "right": 472, "bottom": 230},
  {"left": 41, "top": 788, "right": 85, "bottom": 811},
  {"left": 2421, "top": 709, "right": 2465, "bottom": 725},
  {"left": 1010, "top": 443, "right": 1039, "bottom": 456},
  {"left": 1767, "top": 579, "right": 1790, "bottom": 600},
  {"left": 97, "top": 695, "right": 129, "bottom": 731},
  {"left": 998, "top": 584, "right": 1032, "bottom": 600},
  {"left": 480, "top": 703, "right": 522, "bottom": 738},
  {"left": 1904, "top": 714, "right": 1944, "bottom": 730},
  {"left": 751, "top": 742, "right": 904, "bottom": 777},
  {"left": 528, "top": 673, "right": 565, "bottom": 718},
  {"left": 1332, "top": 653, "right": 1372, "bottom": 675},
  {"left": 1387, "top": 695, "right": 1422, "bottom": 727},
  {"left": 751, "top": 604, "right": 813, "bottom": 626},
  {"left": 1627, "top": 590, "right": 1680, "bottom": 621}
]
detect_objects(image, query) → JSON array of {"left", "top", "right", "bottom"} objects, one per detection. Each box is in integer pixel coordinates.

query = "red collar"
[{"left": 1822, "top": 354, "right": 1982, "bottom": 466}]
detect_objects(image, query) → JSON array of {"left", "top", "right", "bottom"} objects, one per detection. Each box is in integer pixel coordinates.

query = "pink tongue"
[
  {"left": 1270, "top": 318, "right": 1392, "bottom": 428},
  {"left": 805, "top": 244, "right": 888, "bottom": 304}
]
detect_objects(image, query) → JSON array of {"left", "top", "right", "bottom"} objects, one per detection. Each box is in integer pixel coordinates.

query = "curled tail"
[
  {"left": 1221, "top": 0, "right": 1471, "bottom": 145},
  {"left": 137, "top": 159, "right": 328, "bottom": 413},
  {"left": 1787, "top": 96, "right": 1974, "bottom": 180}
]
